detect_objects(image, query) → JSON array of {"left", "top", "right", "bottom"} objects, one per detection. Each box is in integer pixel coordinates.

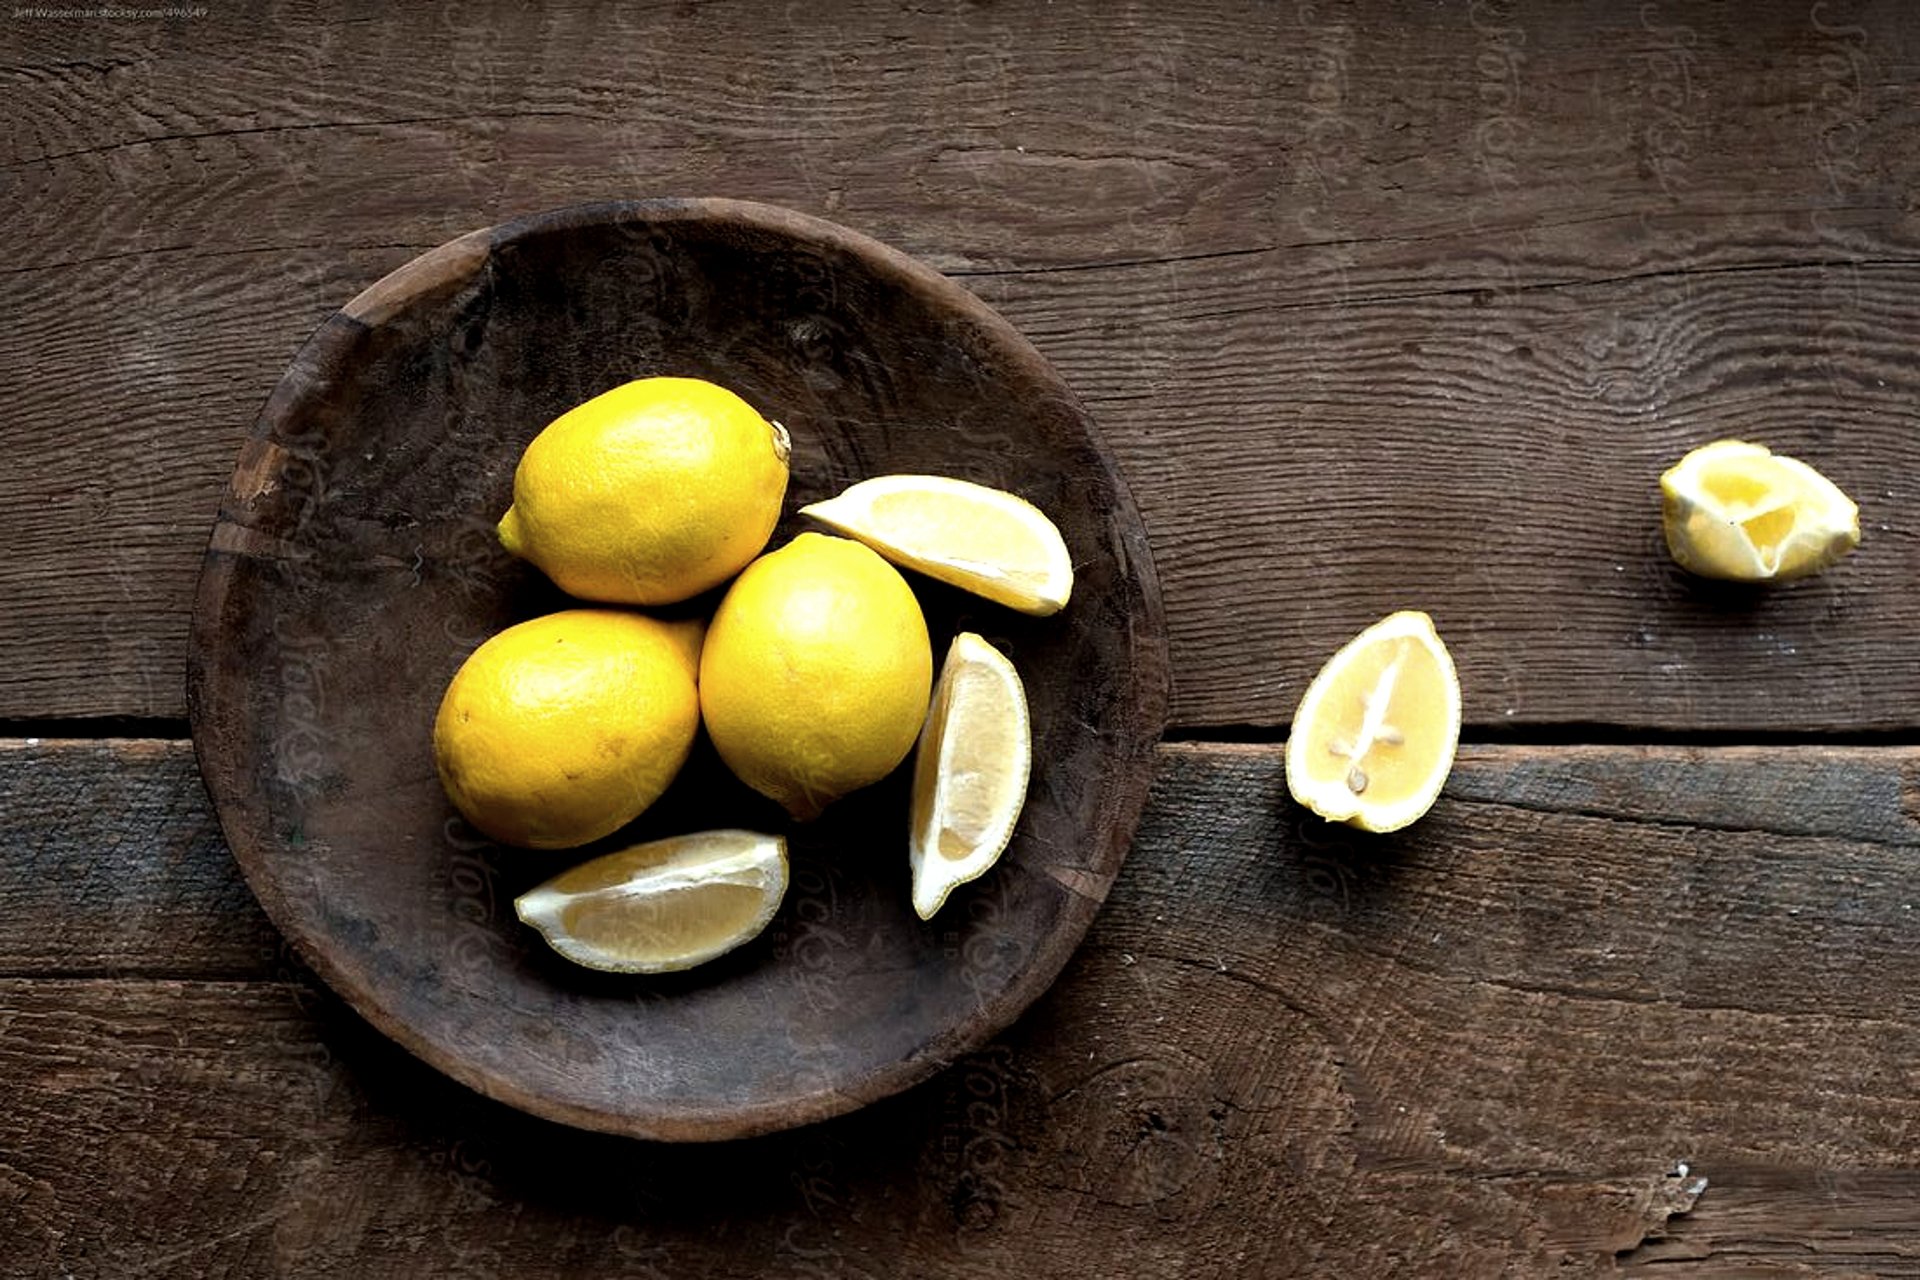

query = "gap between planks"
[
  {"left": 1162, "top": 723, "right": 1920, "bottom": 749},
  {"left": 10, "top": 725, "right": 1920, "bottom": 750}
]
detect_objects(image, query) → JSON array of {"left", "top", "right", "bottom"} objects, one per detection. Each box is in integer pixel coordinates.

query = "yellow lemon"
[
  {"left": 1660, "top": 439, "right": 1861, "bottom": 582},
  {"left": 1285, "top": 611, "right": 1460, "bottom": 834},
  {"left": 700, "top": 533, "right": 933, "bottom": 820},
  {"left": 515, "top": 830, "right": 788, "bottom": 974},
  {"left": 496, "top": 377, "right": 790, "bottom": 605},
  {"left": 909, "top": 632, "right": 1031, "bottom": 920},
  {"left": 433, "top": 609, "right": 703, "bottom": 849},
  {"left": 802, "top": 474, "right": 1074, "bottom": 616}
]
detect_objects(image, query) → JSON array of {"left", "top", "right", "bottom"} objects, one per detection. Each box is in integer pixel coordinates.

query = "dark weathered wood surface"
[
  {"left": 4, "top": 0, "right": 1919, "bottom": 729},
  {"left": 6, "top": 0, "right": 1920, "bottom": 1274},
  {"left": 7, "top": 740, "right": 1920, "bottom": 1276}
]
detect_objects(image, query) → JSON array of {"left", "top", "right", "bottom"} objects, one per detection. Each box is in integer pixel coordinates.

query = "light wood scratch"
[{"left": 123, "top": 1201, "right": 301, "bottom": 1275}]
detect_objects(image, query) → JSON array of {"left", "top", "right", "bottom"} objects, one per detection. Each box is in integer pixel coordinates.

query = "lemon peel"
[
  {"left": 432, "top": 609, "right": 702, "bottom": 849},
  {"left": 700, "top": 533, "right": 933, "bottom": 820},
  {"left": 498, "top": 377, "right": 789, "bottom": 605}
]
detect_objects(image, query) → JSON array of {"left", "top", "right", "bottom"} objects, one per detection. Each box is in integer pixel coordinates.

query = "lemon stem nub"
[{"left": 497, "top": 505, "right": 525, "bottom": 557}]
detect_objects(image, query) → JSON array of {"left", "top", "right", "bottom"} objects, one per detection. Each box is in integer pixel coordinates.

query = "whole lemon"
[
  {"left": 433, "top": 609, "right": 703, "bottom": 849},
  {"left": 700, "top": 533, "right": 933, "bottom": 820},
  {"left": 497, "top": 377, "right": 790, "bottom": 605}
]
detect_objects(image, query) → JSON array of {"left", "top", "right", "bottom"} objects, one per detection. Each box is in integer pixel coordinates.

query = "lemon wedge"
[
  {"left": 801, "top": 475, "right": 1073, "bottom": 616},
  {"left": 1285, "top": 611, "right": 1460, "bottom": 834},
  {"left": 514, "top": 830, "right": 787, "bottom": 973},
  {"left": 909, "top": 632, "right": 1031, "bottom": 920},
  {"left": 1660, "top": 439, "right": 1860, "bottom": 581}
]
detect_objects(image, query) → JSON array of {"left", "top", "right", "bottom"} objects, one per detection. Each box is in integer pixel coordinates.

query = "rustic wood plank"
[
  {"left": 8, "top": 977, "right": 1888, "bottom": 1279},
  {"left": 0, "top": 739, "right": 278, "bottom": 977},
  {"left": 12, "top": 739, "right": 1920, "bottom": 997},
  {"left": 3, "top": 1, "right": 1911, "bottom": 271},
  {"left": 3, "top": 0, "right": 1919, "bottom": 726},
  {"left": 4, "top": 739, "right": 1919, "bottom": 1272},
  {"left": 1616, "top": 1167, "right": 1920, "bottom": 1273}
]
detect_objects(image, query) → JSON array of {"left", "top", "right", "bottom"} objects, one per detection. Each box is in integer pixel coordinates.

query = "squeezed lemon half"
[
  {"left": 801, "top": 474, "right": 1074, "bottom": 617},
  {"left": 514, "top": 830, "right": 788, "bottom": 974},
  {"left": 909, "top": 632, "right": 1031, "bottom": 920},
  {"left": 1285, "top": 611, "right": 1461, "bottom": 834},
  {"left": 1660, "top": 439, "right": 1860, "bottom": 582}
]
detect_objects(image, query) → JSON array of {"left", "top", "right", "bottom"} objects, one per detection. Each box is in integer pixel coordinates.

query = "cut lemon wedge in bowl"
[
  {"left": 514, "top": 830, "right": 787, "bottom": 974},
  {"left": 1285, "top": 611, "right": 1460, "bottom": 834},
  {"left": 801, "top": 474, "right": 1073, "bottom": 616},
  {"left": 1660, "top": 439, "right": 1860, "bottom": 582},
  {"left": 910, "top": 632, "right": 1031, "bottom": 920}
]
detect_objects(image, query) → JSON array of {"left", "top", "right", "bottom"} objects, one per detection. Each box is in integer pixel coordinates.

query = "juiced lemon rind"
[{"left": 1660, "top": 439, "right": 1860, "bottom": 582}]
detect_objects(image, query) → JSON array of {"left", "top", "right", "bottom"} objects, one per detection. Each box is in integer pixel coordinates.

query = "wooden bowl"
[{"left": 188, "top": 199, "right": 1168, "bottom": 1141}]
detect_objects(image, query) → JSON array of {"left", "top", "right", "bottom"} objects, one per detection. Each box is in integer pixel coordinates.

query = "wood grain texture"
[
  {"left": 9, "top": 0, "right": 1920, "bottom": 1266},
  {"left": 5, "top": 739, "right": 1919, "bottom": 1274},
  {"left": 4, "top": 0, "right": 1920, "bottom": 727},
  {"left": 0, "top": 738, "right": 276, "bottom": 977}
]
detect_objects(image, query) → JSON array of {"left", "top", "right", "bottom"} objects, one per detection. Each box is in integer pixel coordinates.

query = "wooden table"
[{"left": 5, "top": 2, "right": 1919, "bottom": 1274}]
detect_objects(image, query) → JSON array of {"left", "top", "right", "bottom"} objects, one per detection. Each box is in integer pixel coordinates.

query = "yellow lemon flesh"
[
  {"left": 909, "top": 632, "right": 1030, "bottom": 920},
  {"left": 514, "top": 830, "right": 787, "bottom": 974},
  {"left": 801, "top": 474, "right": 1073, "bottom": 617},
  {"left": 1285, "top": 611, "right": 1460, "bottom": 834},
  {"left": 433, "top": 609, "right": 703, "bottom": 849},
  {"left": 497, "top": 377, "right": 791, "bottom": 605},
  {"left": 1660, "top": 439, "right": 1861, "bottom": 582},
  {"left": 700, "top": 533, "right": 933, "bottom": 821}
]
